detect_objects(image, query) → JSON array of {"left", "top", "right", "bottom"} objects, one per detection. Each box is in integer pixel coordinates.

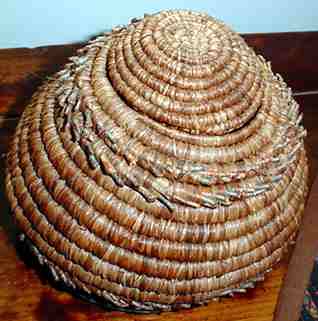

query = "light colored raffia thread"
[{"left": 6, "top": 10, "right": 308, "bottom": 312}]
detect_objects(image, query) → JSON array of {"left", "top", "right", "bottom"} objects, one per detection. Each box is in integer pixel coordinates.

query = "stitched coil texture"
[{"left": 5, "top": 10, "right": 308, "bottom": 312}]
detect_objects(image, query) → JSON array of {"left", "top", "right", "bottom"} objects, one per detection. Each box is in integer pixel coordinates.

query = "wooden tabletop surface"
[{"left": 0, "top": 40, "right": 317, "bottom": 321}]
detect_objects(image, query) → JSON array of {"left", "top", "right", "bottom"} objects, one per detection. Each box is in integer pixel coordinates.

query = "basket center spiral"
[{"left": 158, "top": 19, "right": 220, "bottom": 58}]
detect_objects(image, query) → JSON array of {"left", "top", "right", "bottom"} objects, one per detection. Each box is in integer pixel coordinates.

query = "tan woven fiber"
[{"left": 5, "top": 10, "right": 308, "bottom": 312}]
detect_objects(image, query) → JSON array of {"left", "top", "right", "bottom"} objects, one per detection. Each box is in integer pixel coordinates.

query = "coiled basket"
[{"left": 6, "top": 10, "right": 308, "bottom": 312}]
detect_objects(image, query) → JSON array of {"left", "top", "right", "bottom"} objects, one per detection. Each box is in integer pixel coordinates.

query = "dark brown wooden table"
[{"left": 0, "top": 33, "right": 317, "bottom": 321}]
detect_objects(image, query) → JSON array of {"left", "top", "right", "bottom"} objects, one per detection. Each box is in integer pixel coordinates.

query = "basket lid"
[{"left": 107, "top": 10, "right": 263, "bottom": 135}]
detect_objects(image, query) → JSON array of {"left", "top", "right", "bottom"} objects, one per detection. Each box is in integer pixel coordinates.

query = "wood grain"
[
  {"left": 0, "top": 44, "right": 80, "bottom": 117},
  {"left": 274, "top": 177, "right": 318, "bottom": 321},
  {"left": 0, "top": 32, "right": 318, "bottom": 321},
  {"left": 244, "top": 32, "right": 318, "bottom": 93}
]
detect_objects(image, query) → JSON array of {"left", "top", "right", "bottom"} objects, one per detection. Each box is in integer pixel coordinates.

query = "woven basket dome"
[{"left": 6, "top": 10, "right": 308, "bottom": 312}]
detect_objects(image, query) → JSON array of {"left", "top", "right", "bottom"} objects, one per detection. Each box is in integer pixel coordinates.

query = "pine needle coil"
[{"left": 5, "top": 10, "right": 308, "bottom": 312}]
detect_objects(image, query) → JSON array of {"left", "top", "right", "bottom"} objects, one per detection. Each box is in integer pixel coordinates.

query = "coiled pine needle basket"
[{"left": 6, "top": 10, "right": 308, "bottom": 312}]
